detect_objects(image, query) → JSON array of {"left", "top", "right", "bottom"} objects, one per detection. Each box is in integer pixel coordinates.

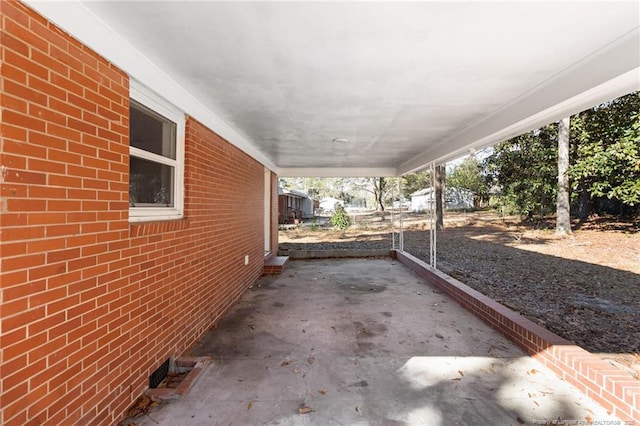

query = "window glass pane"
[
  {"left": 129, "top": 156, "right": 174, "bottom": 206},
  {"left": 130, "top": 101, "right": 176, "bottom": 159}
]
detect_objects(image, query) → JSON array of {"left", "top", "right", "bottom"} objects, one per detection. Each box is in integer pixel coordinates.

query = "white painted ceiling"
[{"left": 27, "top": 1, "right": 640, "bottom": 176}]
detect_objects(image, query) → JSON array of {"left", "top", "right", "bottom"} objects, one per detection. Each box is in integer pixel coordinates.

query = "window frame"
[{"left": 129, "top": 81, "right": 185, "bottom": 222}]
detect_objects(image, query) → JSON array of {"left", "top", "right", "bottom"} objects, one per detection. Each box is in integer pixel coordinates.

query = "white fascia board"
[
  {"left": 24, "top": 0, "right": 278, "bottom": 173},
  {"left": 399, "top": 29, "right": 640, "bottom": 174},
  {"left": 279, "top": 167, "right": 398, "bottom": 178}
]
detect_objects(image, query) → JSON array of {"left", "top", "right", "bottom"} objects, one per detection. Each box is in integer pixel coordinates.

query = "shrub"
[{"left": 330, "top": 205, "right": 351, "bottom": 230}]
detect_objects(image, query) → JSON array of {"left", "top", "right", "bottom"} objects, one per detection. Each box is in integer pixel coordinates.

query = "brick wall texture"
[{"left": 1, "top": 2, "right": 272, "bottom": 424}]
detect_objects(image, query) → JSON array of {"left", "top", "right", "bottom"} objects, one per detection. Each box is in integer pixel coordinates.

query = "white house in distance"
[
  {"left": 411, "top": 188, "right": 475, "bottom": 212},
  {"left": 319, "top": 197, "right": 344, "bottom": 212}
]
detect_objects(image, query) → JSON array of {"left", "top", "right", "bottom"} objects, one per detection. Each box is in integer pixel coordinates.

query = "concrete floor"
[{"left": 133, "top": 258, "right": 619, "bottom": 426}]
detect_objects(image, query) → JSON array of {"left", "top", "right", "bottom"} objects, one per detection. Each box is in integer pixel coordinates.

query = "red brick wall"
[{"left": 0, "top": 2, "right": 271, "bottom": 424}]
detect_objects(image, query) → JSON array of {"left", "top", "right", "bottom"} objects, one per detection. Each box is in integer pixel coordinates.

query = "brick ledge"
[
  {"left": 393, "top": 249, "right": 639, "bottom": 423},
  {"left": 146, "top": 356, "right": 210, "bottom": 401}
]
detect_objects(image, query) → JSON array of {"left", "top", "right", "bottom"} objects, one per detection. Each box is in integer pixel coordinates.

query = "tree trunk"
[
  {"left": 576, "top": 182, "right": 591, "bottom": 220},
  {"left": 435, "top": 165, "right": 445, "bottom": 230},
  {"left": 376, "top": 177, "right": 385, "bottom": 212},
  {"left": 556, "top": 116, "right": 572, "bottom": 235}
]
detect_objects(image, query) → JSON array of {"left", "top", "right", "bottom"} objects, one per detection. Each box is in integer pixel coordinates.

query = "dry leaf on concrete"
[{"left": 298, "top": 406, "right": 313, "bottom": 414}]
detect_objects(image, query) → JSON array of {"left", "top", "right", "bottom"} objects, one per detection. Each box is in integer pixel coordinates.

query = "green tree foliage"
[
  {"left": 569, "top": 93, "right": 640, "bottom": 208},
  {"left": 485, "top": 125, "right": 558, "bottom": 217},
  {"left": 402, "top": 169, "right": 432, "bottom": 199},
  {"left": 447, "top": 156, "right": 488, "bottom": 205},
  {"left": 485, "top": 91, "right": 639, "bottom": 218},
  {"left": 330, "top": 205, "right": 351, "bottom": 230}
]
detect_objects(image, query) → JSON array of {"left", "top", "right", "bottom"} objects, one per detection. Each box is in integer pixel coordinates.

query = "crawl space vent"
[{"left": 149, "top": 358, "right": 171, "bottom": 389}]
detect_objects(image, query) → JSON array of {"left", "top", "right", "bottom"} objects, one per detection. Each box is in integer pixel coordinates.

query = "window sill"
[
  {"left": 129, "top": 217, "right": 188, "bottom": 237},
  {"left": 129, "top": 214, "right": 184, "bottom": 224},
  {"left": 129, "top": 208, "right": 184, "bottom": 224}
]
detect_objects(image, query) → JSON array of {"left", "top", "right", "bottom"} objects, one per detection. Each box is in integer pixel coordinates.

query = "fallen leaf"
[
  {"left": 435, "top": 333, "right": 444, "bottom": 339},
  {"left": 298, "top": 406, "right": 313, "bottom": 414},
  {"left": 527, "top": 369, "right": 538, "bottom": 375},
  {"left": 247, "top": 401, "right": 254, "bottom": 410},
  {"left": 318, "top": 389, "right": 328, "bottom": 395},
  {"left": 124, "top": 394, "right": 160, "bottom": 418}
]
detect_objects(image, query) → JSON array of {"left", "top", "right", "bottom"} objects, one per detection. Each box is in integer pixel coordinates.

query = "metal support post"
[
  {"left": 398, "top": 177, "right": 404, "bottom": 252},
  {"left": 430, "top": 163, "right": 437, "bottom": 269}
]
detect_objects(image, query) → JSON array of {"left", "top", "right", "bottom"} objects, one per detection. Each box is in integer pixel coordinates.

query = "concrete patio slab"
[{"left": 129, "top": 258, "right": 621, "bottom": 426}]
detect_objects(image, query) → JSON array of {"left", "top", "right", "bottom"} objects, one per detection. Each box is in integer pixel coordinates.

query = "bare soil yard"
[{"left": 279, "top": 210, "right": 640, "bottom": 377}]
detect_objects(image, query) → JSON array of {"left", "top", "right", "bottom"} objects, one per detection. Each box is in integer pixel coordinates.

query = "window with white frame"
[{"left": 129, "top": 82, "right": 185, "bottom": 222}]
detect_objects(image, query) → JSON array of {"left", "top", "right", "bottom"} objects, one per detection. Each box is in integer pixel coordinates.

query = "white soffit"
[
  {"left": 24, "top": 1, "right": 640, "bottom": 176},
  {"left": 23, "top": 0, "right": 278, "bottom": 173}
]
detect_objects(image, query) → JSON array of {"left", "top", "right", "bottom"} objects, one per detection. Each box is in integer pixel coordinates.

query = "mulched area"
[{"left": 279, "top": 211, "right": 640, "bottom": 378}]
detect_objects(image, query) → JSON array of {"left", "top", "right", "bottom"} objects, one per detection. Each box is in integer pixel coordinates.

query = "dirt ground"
[{"left": 279, "top": 210, "right": 640, "bottom": 378}]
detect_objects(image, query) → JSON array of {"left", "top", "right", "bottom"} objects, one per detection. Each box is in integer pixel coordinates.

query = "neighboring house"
[
  {"left": 410, "top": 188, "right": 435, "bottom": 212},
  {"left": 278, "top": 188, "right": 314, "bottom": 224},
  {"left": 411, "top": 188, "right": 474, "bottom": 212},
  {"left": 319, "top": 197, "right": 344, "bottom": 212},
  {"left": 447, "top": 188, "right": 475, "bottom": 210}
]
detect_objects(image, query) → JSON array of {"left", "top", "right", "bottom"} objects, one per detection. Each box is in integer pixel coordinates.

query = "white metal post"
[
  {"left": 398, "top": 177, "right": 404, "bottom": 252},
  {"left": 391, "top": 180, "right": 396, "bottom": 250},
  {"left": 430, "top": 163, "right": 437, "bottom": 269}
]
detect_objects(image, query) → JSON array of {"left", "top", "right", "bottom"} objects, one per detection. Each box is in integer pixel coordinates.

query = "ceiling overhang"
[
  {"left": 399, "top": 32, "right": 639, "bottom": 175},
  {"left": 24, "top": 1, "right": 640, "bottom": 177}
]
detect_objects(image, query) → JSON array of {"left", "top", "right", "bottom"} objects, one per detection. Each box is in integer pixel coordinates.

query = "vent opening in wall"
[{"left": 149, "top": 358, "right": 171, "bottom": 389}]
